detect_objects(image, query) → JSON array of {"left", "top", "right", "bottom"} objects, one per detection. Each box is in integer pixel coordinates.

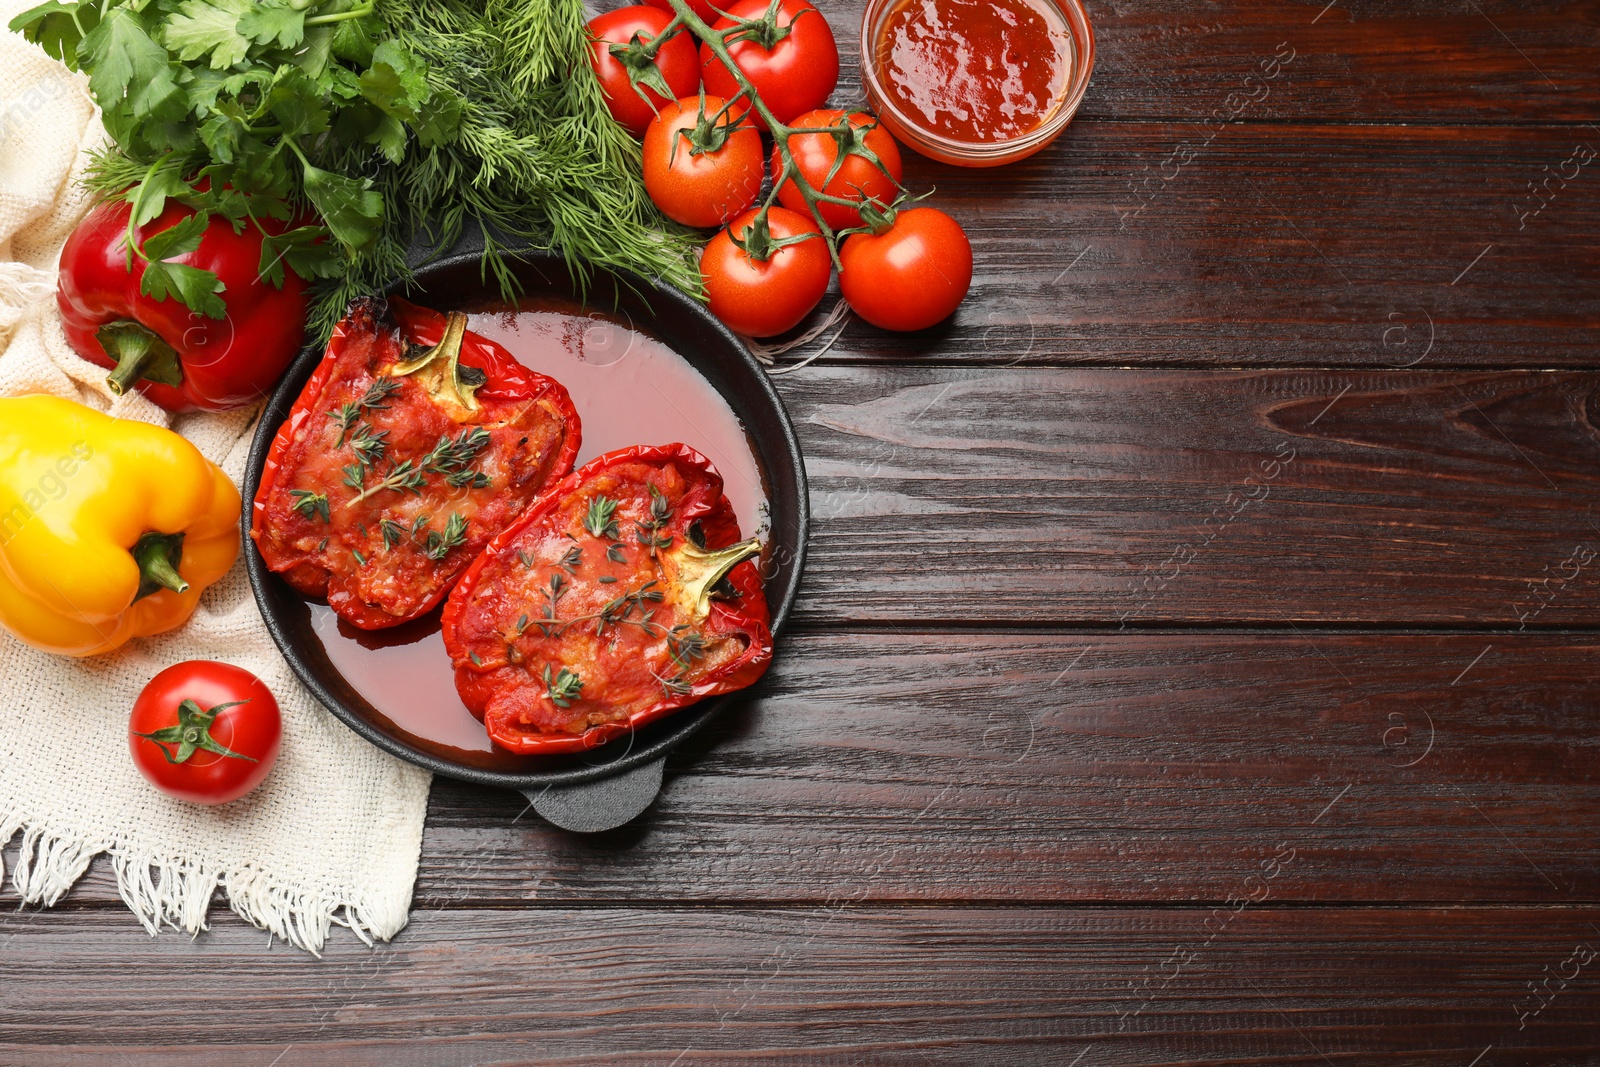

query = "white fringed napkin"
[{"left": 0, "top": 7, "right": 431, "bottom": 954}]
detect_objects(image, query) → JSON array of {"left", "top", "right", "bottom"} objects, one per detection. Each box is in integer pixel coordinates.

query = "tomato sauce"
[
  {"left": 875, "top": 0, "right": 1074, "bottom": 143},
  {"left": 307, "top": 299, "right": 768, "bottom": 767}
]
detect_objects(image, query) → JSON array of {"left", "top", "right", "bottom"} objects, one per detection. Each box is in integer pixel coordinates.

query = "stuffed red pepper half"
[
  {"left": 252, "top": 297, "right": 580, "bottom": 629},
  {"left": 442, "top": 443, "right": 772, "bottom": 753}
]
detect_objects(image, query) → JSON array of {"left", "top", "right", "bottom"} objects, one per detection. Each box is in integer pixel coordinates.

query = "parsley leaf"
[
  {"left": 141, "top": 260, "right": 227, "bottom": 320},
  {"left": 359, "top": 41, "right": 461, "bottom": 148},
  {"left": 124, "top": 163, "right": 188, "bottom": 229},
  {"left": 258, "top": 226, "right": 341, "bottom": 288},
  {"left": 7, "top": 1, "right": 100, "bottom": 71},
  {"left": 299, "top": 161, "right": 383, "bottom": 251},
  {"left": 237, "top": 0, "right": 305, "bottom": 51},
  {"left": 161, "top": 0, "right": 254, "bottom": 71},
  {"left": 81, "top": 7, "right": 173, "bottom": 108},
  {"left": 265, "top": 66, "right": 331, "bottom": 140},
  {"left": 141, "top": 212, "right": 210, "bottom": 262}
]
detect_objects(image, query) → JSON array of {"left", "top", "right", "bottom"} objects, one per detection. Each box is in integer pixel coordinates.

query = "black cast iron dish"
[{"left": 244, "top": 242, "right": 808, "bottom": 832}]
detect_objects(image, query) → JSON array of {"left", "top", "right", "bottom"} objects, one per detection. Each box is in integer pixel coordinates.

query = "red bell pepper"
[
  {"left": 252, "top": 297, "right": 581, "bottom": 630},
  {"left": 56, "top": 196, "right": 311, "bottom": 412},
  {"left": 441, "top": 443, "right": 772, "bottom": 754}
]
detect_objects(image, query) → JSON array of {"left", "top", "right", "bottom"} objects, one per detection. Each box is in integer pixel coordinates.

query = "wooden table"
[{"left": 9, "top": 1, "right": 1600, "bottom": 1063}]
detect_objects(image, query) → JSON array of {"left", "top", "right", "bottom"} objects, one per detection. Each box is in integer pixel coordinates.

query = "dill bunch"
[{"left": 312, "top": 0, "right": 702, "bottom": 337}]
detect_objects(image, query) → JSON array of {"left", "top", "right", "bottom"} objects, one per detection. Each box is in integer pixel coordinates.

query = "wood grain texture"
[
  {"left": 783, "top": 123, "right": 1600, "bottom": 368},
  {"left": 828, "top": 0, "right": 1600, "bottom": 126},
  {"left": 43, "top": 632, "right": 1600, "bottom": 906},
  {"left": 783, "top": 367, "right": 1600, "bottom": 625},
  {"left": 4, "top": 906, "right": 1598, "bottom": 1066},
  {"left": 10, "top": 2, "right": 1600, "bottom": 1061}
]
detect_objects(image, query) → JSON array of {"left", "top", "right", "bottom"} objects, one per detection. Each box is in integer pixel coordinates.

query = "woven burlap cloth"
[{"left": 0, "top": 8, "right": 431, "bottom": 953}]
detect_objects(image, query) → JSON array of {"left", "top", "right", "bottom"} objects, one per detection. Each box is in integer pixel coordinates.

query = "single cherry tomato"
[
  {"left": 643, "top": 95, "right": 764, "bottom": 228},
  {"left": 128, "top": 661, "right": 282, "bottom": 806},
  {"left": 773, "top": 109, "right": 904, "bottom": 230},
  {"left": 702, "top": 207, "right": 832, "bottom": 337},
  {"left": 644, "top": 0, "right": 721, "bottom": 24},
  {"left": 839, "top": 207, "right": 973, "bottom": 332},
  {"left": 587, "top": 7, "right": 702, "bottom": 138},
  {"left": 701, "top": 0, "right": 839, "bottom": 128}
]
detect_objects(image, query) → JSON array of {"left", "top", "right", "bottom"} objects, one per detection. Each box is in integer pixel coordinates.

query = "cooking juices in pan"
[{"left": 308, "top": 299, "right": 768, "bottom": 766}]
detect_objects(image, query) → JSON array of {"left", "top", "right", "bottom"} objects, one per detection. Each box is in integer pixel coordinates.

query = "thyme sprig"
[
  {"left": 422, "top": 427, "right": 491, "bottom": 475},
  {"left": 343, "top": 458, "right": 427, "bottom": 507},
  {"left": 350, "top": 424, "right": 389, "bottom": 467},
  {"left": 328, "top": 377, "right": 401, "bottom": 445},
  {"left": 380, "top": 518, "right": 407, "bottom": 550},
  {"left": 584, "top": 495, "right": 620, "bottom": 539},
  {"left": 635, "top": 484, "right": 674, "bottom": 559},
  {"left": 543, "top": 664, "right": 584, "bottom": 709},
  {"left": 654, "top": 624, "right": 708, "bottom": 697},
  {"left": 532, "top": 576, "right": 666, "bottom": 640},
  {"left": 422, "top": 512, "right": 469, "bottom": 559},
  {"left": 290, "top": 489, "right": 330, "bottom": 523}
]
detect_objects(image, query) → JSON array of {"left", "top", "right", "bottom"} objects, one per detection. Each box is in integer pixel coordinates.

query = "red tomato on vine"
[
  {"left": 702, "top": 207, "right": 832, "bottom": 337},
  {"left": 587, "top": 7, "right": 702, "bottom": 138},
  {"left": 839, "top": 207, "right": 973, "bottom": 332},
  {"left": 128, "top": 661, "right": 282, "bottom": 805},
  {"left": 643, "top": 95, "right": 764, "bottom": 228},
  {"left": 772, "top": 109, "right": 904, "bottom": 230},
  {"left": 700, "top": 0, "right": 839, "bottom": 128},
  {"left": 644, "top": 0, "right": 720, "bottom": 24}
]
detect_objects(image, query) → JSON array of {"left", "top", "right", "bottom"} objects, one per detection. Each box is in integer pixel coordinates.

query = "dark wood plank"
[
  {"left": 827, "top": 0, "right": 1600, "bottom": 126},
  {"left": 784, "top": 367, "right": 1600, "bottom": 625},
  {"left": 788, "top": 122, "right": 1600, "bottom": 367},
  {"left": 40, "top": 632, "right": 1600, "bottom": 906},
  {"left": 5, "top": 905, "right": 1599, "bottom": 1065}
]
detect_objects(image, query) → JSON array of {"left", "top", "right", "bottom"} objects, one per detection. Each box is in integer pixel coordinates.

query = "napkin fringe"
[{"left": 1, "top": 810, "right": 408, "bottom": 956}]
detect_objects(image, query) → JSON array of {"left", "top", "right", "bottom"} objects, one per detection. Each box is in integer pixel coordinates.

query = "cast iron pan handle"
[{"left": 524, "top": 757, "right": 665, "bottom": 832}]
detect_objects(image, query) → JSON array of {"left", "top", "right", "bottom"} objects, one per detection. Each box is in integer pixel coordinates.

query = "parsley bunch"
[{"left": 11, "top": 0, "right": 699, "bottom": 337}]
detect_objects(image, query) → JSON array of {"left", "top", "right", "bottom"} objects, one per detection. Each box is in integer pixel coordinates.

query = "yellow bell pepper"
[{"left": 0, "top": 395, "right": 240, "bottom": 656}]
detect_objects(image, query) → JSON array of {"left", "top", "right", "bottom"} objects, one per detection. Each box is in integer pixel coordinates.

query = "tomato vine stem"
[{"left": 657, "top": 0, "right": 901, "bottom": 266}]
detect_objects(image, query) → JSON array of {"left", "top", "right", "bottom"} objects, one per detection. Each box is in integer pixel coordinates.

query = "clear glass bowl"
[{"left": 859, "top": 0, "right": 1096, "bottom": 168}]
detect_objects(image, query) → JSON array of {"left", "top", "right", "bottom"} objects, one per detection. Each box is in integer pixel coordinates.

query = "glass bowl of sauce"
[{"left": 861, "top": 0, "right": 1095, "bottom": 167}]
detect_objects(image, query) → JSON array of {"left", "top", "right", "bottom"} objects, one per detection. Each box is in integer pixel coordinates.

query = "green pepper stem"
[
  {"left": 391, "top": 311, "right": 481, "bottom": 412},
  {"left": 97, "top": 321, "right": 185, "bottom": 395},
  {"left": 131, "top": 531, "right": 189, "bottom": 602},
  {"left": 103, "top": 334, "right": 154, "bottom": 396},
  {"left": 677, "top": 537, "right": 762, "bottom": 621}
]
